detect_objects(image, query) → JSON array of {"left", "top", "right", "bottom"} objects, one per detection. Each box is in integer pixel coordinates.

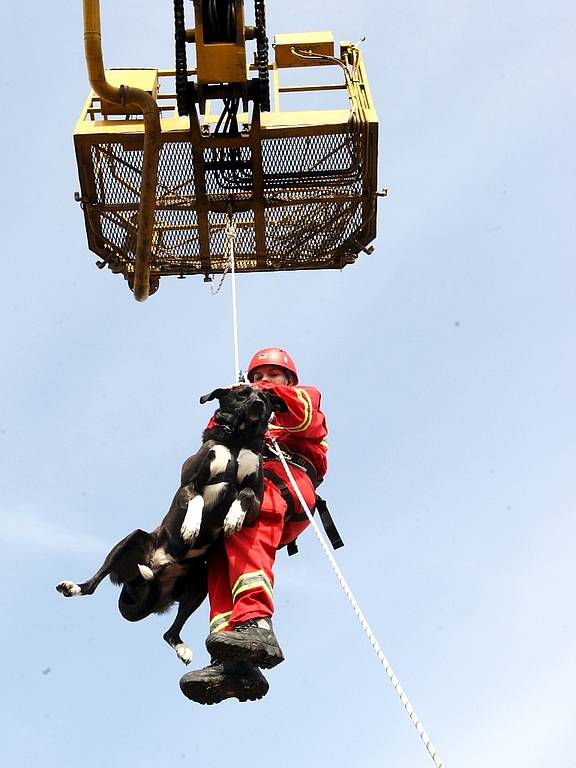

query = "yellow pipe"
[{"left": 83, "top": 0, "right": 161, "bottom": 301}]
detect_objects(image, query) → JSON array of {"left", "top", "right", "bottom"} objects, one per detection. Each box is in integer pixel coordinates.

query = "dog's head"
[{"left": 200, "top": 385, "right": 287, "bottom": 437}]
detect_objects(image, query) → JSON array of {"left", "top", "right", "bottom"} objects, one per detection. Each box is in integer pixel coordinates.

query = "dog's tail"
[{"left": 118, "top": 574, "right": 160, "bottom": 622}]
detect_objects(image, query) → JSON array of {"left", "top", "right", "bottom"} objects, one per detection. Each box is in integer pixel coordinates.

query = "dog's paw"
[
  {"left": 223, "top": 500, "right": 246, "bottom": 536},
  {"left": 175, "top": 643, "right": 193, "bottom": 665},
  {"left": 56, "top": 580, "right": 82, "bottom": 597},
  {"left": 180, "top": 495, "right": 204, "bottom": 544}
]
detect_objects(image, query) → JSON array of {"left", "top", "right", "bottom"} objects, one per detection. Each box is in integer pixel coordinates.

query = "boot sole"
[
  {"left": 206, "top": 634, "right": 285, "bottom": 669},
  {"left": 179, "top": 675, "right": 269, "bottom": 705}
]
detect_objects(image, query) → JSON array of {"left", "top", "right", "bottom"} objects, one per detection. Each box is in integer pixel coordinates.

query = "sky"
[{"left": 1, "top": 1, "right": 575, "bottom": 766}]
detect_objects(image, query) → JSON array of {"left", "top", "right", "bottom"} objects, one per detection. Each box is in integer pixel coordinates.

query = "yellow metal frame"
[{"left": 75, "top": 2, "right": 379, "bottom": 300}]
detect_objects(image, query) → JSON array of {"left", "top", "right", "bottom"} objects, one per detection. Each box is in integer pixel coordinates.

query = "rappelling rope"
[
  {"left": 218, "top": 209, "right": 443, "bottom": 767},
  {"left": 225, "top": 213, "right": 241, "bottom": 382},
  {"left": 211, "top": 210, "right": 243, "bottom": 382},
  {"left": 270, "top": 436, "right": 445, "bottom": 768}
]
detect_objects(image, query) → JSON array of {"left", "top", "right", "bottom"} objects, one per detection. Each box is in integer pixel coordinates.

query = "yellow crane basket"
[{"left": 74, "top": 1, "right": 379, "bottom": 300}]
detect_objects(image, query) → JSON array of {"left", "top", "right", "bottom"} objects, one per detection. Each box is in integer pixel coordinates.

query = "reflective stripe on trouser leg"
[
  {"left": 224, "top": 481, "right": 287, "bottom": 624},
  {"left": 210, "top": 611, "right": 233, "bottom": 633},
  {"left": 232, "top": 570, "right": 274, "bottom": 603},
  {"left": 225, "top": 464, "right": 317, "bottom": 626},
  {"left": 206, "top": 462, "right": 317, "bottom": 627}
]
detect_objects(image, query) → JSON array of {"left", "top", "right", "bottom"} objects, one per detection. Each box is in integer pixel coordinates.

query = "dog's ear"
[
  {"left": 268, "top": 393, "right": 288, "bottom": 413},
  {"left": 200, "top": 388, "right": 230, "bottom": 404}
]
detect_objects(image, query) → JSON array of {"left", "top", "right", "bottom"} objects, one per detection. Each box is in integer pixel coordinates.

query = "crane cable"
[
  {"left": 217, "top": 211, "right": 444, "bottom": 768},
  {"left": 210, "top": 209, "right": 243, "bottom": 382},
  {"left": 226, "top": 212, "right": 241, "bottom": 382}
]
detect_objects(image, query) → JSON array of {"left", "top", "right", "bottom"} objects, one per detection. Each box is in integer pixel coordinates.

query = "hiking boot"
[
  {"left": 205, "top": 617, "right": 285, "bottom": 669},
  {"left": 179, "top": 659, "right": 269, "bottom": 705}
]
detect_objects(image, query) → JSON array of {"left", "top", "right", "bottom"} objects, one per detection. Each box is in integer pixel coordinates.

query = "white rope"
[
  {"left": 270, "top": 437, "right": 445, "bottom": 768},
  {"left": 209, "top": 267, "right": 230, "bottom": 296},
  {"left": 224, "top": 213, "right": 241, "bottom": 382},
  {"left": 217, "top": 210, "right": 443, "bottom": 766},
  {"left": 208, "top": 211, "right": 242, "bottom": 381}
]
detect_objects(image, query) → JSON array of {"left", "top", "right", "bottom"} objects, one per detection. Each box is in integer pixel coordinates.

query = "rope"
[
  {"left": 210, "top": 211, "right": 242, "bottom": 383},
  {"left": 215, "top": 207, "right": 444, "bottom": 767},
  {"left": 270, "top": 436, "right": 445, "bottom": 768},
  {"left": 225, "top": 212, "right": 241, "bottom": 382}
]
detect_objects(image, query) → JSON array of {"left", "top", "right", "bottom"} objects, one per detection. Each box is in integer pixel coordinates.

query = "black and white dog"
[{"left": 56, "top": 385, "right": 286, "bottom": 664}]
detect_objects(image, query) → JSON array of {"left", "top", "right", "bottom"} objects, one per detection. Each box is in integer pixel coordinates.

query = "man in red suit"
[{"left": 180, "top": 347, "right": 328, "bottom": 704}]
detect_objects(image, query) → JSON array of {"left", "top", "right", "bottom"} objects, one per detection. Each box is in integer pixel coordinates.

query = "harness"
[{"left": 263, "top": 444, "right": 343, "bottom": 556}]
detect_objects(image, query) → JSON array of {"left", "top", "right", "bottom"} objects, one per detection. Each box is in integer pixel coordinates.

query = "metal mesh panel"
[
  {"left": 153, "top": 208, "right": 202, "bottom": 271},
  {"left": 261, "top": 131, "right": 362, "bottom": 189},
  {"left": 99, "top": 212, "right": 137, "bottom": 262},
  {"left": 157, "top": 141, "right": 196, "bottom": 204},
  {"left": 203, "top": 145, "right": 253, "bottom": 197},
  {"left": 265, "top": 200, "right": 362, "bottom": 268},
  {"left": 91, "top": 144, "right": 143, "bottom": 206},
  {"left": 207, "top": 210, "right": 257, "bottom": 271},
  {"left": 80, "top": 125, "right": 370, "bottom": 279}
]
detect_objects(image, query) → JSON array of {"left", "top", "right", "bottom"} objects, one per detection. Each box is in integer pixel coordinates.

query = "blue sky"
[{"left": 1, "top": 2, "right": 575, "bottom": 766}]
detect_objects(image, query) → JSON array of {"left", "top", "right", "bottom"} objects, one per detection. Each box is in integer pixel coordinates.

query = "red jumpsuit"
[{"left": 207, "top": 383, "right": 328, "bottom": 634}]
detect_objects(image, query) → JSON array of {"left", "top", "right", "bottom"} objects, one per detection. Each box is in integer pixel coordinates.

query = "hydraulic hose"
[{"left": 83, "top": 0, "right": 161, "bottom": 301}]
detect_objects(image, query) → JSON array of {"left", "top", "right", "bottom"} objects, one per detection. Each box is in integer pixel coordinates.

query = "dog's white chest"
[
  {"left": 209, "top": 444, "right": 232, "bottom": 476},
  {"left": 237, "top": 448, "right": 259, "bottom": 482},
  {"left": 201, "top": 444, "right": 233, "bottom": 507}
]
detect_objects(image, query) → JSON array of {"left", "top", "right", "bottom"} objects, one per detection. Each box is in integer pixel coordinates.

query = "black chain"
[
  {"left": 174, "top": 0, "right": 190, "bottom": 116},
  {"left": 254, "top": 0, "right": 270, "bottom": 112}
]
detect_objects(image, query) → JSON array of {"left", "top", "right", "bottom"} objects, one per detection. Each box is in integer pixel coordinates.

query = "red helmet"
[{"left": 247, "top": 347, "right": 299, "bottom": 384}]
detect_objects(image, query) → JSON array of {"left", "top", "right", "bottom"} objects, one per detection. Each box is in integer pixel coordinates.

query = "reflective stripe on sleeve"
[{"left": 275, "top": 388, "right": 313, "bottom": 433}]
